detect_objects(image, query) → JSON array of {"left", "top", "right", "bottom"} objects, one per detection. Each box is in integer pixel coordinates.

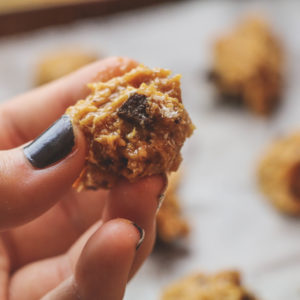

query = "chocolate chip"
[
  {"left": 218, "top": 92, "right": 244, "bottom": 107},
  {"left": 241, "top": 295, "right": 255, "bottom": 300},
  {"left": 206, "top": 70, "right": 219, "bottom": 82},
  {"left": 118, "top": 93, "right": 151, "bottom": 127}
]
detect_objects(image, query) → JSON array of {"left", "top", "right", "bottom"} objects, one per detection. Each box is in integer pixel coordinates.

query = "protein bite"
[
  {"left": 36, "top": 49, "right": 97, "bottom": 85},
  {"left": 66, "top": 64, "right": 195, "bottom": 190},
  {"left": 156, "top": 172, "right": 189, "bottom": 243},
  {"left": 161, "top": 271, "right": 258, "bottom": 300},
  {"left": 258, "top": 133, "right": 300, "bottom": 215},
  {"left": 209, "top": 17, "right": 283, "bottom": 116}
]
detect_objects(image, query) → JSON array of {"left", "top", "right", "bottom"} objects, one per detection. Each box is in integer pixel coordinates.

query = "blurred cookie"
[
  {"left": 161, "top": 270, "right": 258, "bottom": 300},
  {"left": 210, "top": 16, "right": 283, "bottom": 116},
  {"left": 156, "top": 172, "right": 189, "bottom": 243},
  {"left": 36, "top": 49, "right": 97, "bottom": 85},
  {"left": 258, "top": 132, "right": 300, "bottom": 215}
]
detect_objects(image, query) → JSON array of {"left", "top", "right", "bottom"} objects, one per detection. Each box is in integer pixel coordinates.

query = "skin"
[{"left": 0, "top": 57, "right": 166, "bottom": 300}]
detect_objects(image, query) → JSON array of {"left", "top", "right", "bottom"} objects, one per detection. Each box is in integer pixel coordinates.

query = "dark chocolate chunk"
[
  {"left": 218, "top": 92, "right": 244, "bottom": 107},
  {"left": 206, "top": 70, "right": 219, "bottom": 82},
  {"left": 241, "top": 295, "right": 255, "bottom": 300},
  {"left": 117, "top": 93, "right": 151, "bottom": 127}
]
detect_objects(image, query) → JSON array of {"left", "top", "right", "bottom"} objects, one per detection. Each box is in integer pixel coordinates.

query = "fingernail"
[
  {"left": 156, "top": 173, "right": 168, "bottom": 213},
  {"left": 24, "top": 115, "right": 75, "bottom": 168},
  {"left": 132, "top": 222, "right": 145, "bottom": 250},
  {"left": 157, "top": 194, "right": 166, "bottom": 213}
]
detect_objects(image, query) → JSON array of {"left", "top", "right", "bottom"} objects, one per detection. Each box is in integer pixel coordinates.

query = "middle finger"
[{"left": 5, "top": 187, "right": 108, "bottom": 269}]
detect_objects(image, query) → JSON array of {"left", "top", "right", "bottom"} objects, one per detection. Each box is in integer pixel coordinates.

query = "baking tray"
[{"left": 0, "top": 0, "right": 178, "bottom": 36}]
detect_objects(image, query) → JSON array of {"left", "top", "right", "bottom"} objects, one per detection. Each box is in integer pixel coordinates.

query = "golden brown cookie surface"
[
  {"left": 66, "top": 65, "right": 194, "bottom": 190},
  {"left": 211, "top": 17, "right": 283, "bottom": 116},
  {"left": 258, "top": 133, "right": 300, "bottom": 215},
  {"left": 161, "top": 271, "right": 257, "bottom": 300}
]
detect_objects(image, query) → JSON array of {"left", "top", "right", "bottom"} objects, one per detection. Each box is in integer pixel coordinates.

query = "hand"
[{"left": 0, "top": 57, "right": 166, "bottom": 300}]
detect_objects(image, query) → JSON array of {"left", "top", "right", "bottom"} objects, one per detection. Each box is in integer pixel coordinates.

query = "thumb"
[{"left": 0, "top": 115, "right": 86, "bottom": 230}]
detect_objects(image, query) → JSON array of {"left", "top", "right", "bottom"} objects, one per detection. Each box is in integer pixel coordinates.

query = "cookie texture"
[
  {"left": 210, "top": 17, "right": 283, "bottom": 116},
  {"left": 258, "top": 133, "right": 300, "bottom": 215},
  {"left": 161, "top": 271, "right": 257, "bottom": 300},
  {"left": 66, "top": 65, "right": 194, "bottom": 190}
]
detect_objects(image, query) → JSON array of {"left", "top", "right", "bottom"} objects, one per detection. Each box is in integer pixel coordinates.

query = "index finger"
[{"left": 0, "top": 57, "right": 138, "bottom": 149}]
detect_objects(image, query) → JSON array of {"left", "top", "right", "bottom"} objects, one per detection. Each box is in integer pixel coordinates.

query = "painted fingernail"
[
  {"left": 132, "top": 222, "right": 145, "bottom": 250},
  {"left": 157, "top": 173, "right": 168, "bottom": 213},
  {"left": 24, "top": 115, "right": 75, "bottom": 168}
]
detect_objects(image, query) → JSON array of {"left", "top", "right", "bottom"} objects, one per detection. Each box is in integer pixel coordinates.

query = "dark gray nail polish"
[
  {"left": 24, "top": 115, "right": 75, "bottom": 168},
  {"left": 157, "top": 193, "right": 166, "bottom": 214},
  {"left": 132, "top": 222, "right": 145, "bottom": 250}
]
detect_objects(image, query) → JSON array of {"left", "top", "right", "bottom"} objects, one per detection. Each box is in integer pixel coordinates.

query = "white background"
[{"left": 1, "top": 1, "right": 300, "bottom": 299}]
